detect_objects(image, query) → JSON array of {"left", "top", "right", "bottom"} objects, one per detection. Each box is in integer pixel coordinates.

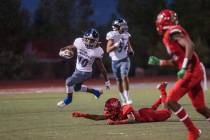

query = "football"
[{"left": 59, "top": 46, "right": 74, "bottom": 59}]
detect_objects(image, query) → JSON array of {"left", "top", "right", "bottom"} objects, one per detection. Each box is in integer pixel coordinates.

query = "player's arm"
[
  {"left": 107, "top": 113, "right": 136, "bottom": 125},
  {"left": 171, "top": 31, "right": 194, "bottom": 63},
  {"left": 148, "top": 56, "right": 175, "bottom": 67},
  {"left": 61, "top": 44, "right": 76, "bottom": 51},
  {"left": 72, "top": 112, "right": 107, "bottom": 121},
  {"left": 59, "top": 45, "right": 76, "bottom": 59},
  {"left": 170, "top": 30, "right": 194, "bottom": 79},
  {"left": 106, "top": 39, "right": 118, "bottom": 53},
  {"left": 127, "top": 40, "right": 134, "bottom": 56},
  {"left": 95, "top": 58, "right": 110, "bottom": 89}
]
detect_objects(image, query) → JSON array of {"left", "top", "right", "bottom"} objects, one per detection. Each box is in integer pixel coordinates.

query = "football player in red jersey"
[
  {"left": 148, "top": 9, "right": 210, "bottom": 140},
  {"left": 72, "top": 82, "right": 171, "bottom": 125}
]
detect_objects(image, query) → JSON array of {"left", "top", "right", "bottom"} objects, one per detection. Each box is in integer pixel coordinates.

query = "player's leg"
[
  {"left": 74, "top": 84, "right": 103, "bottom": 99},
  {"left": 57, "top": 73, "right": 76, "bottom": 108},
  {"left": 166, "top": 78, "right": 201, "bottom": 140},
  {"left": 112, "top": 61, "right": 126, "bottom": 104},
  {"left": 72, "top": 70, "right": 103, "bottom": 99},
  {"left": 120, "top": 57, "right": 132, "bottom": 104},
  {"left": 152, "top": 82, "right": 168, "bottom": 110},
  {"left": 154, "top": 109, "right": 172, "bottom": 121},
  {"left": 188, "top": 83, "right": 210, "bottom": 122}
]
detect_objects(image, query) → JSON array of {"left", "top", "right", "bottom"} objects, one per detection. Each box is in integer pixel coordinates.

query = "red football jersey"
[
  {"left": 116, "top": 105, "right": 171, "bottom": 122},
  {"left": 163, "top": 25, "right": 202, "bottom": 73}
]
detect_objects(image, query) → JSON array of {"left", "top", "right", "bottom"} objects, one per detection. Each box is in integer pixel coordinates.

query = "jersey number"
[
  {"left": 117, "top": 41, "right": 127, "bottom": 53},
  {"left": 78, "top": 56, "right": 89, "bottom": 67}
]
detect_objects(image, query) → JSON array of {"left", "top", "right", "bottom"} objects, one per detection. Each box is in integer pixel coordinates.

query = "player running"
[
  {"left": 72, "top": 82, "right": 171, "bottom": 125},
  {"left": 106, "top": 18, "right": 134, "bottom": 105},
  {"left": 57, "top": 28, "right": 110, "bottom": 108},
  {"left": 148, "top": 9, "right": 210, "bottom": 140}
]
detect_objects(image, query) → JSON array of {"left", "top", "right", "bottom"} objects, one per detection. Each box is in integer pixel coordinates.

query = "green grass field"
[{"left": 0, "top": 87, "right": 210, "bottom": 140}]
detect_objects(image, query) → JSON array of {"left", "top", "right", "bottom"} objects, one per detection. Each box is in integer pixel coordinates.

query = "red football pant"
[
  {"left": 167, "top": 71, "right": 205, "bottom": 109},
  {"left": 153, "top": 109, "right": 172, "bottom": 121}
]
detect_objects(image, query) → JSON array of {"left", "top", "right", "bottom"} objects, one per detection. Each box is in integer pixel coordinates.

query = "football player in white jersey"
[
  {"left": 106, "top": 18, "right": 134, "bottom": 105},
  {"left": 57, "top": 28, "right": 110, "bottom": 108}
]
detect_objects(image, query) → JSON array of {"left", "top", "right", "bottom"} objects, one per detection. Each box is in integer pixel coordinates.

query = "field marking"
[{"left": 0, "top": 81, "right": 209, "bottom": 95}]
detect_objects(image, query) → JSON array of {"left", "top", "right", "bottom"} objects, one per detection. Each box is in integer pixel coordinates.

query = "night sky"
[{"left": 21, "top": 0, "right": 117, "bottom": 25}]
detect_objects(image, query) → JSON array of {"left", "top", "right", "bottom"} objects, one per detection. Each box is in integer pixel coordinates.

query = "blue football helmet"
[
  {"left": 83, "top": 28, "right": 99, "bottom": 49},
  {"left": 112, "top": 18, "right": 128, "bottom": 32}
]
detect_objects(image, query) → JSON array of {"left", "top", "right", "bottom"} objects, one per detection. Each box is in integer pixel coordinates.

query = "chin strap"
[{"left": 200, "top": 63, "right": 208, "bottom": 91}]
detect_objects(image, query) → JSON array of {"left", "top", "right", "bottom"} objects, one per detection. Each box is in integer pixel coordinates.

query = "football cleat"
[
  {"left": 188, "top": 128, "right": 201, "bottom": 140},
  {"left": 57, "top": 100, "right": 66, "bottom": 108},
  {"left": 57, "top": 97, "right": 72, "bottom": 108},
  {"left": 92, "top": 89, "right": 103, "bottom": 99}
]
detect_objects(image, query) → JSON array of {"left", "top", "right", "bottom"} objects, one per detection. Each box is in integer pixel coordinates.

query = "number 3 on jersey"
[{"left": 78, "top": 56, "right": 89, "bottom": 67}]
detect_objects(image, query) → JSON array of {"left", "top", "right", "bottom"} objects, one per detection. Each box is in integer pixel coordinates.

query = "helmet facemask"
[{"left": 83, "top": 28, "right": 99, "bottom": 49}]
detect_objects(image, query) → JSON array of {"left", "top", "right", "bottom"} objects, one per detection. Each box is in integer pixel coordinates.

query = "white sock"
[
  {"left": 123, "top": 90, "right": 129, "bottom": 102},
  {"left": 123, "top": 90, "right": 132, "bottom": 104},
  {"left": 119, "top": 92, "right": 126, "bottom": 104}
]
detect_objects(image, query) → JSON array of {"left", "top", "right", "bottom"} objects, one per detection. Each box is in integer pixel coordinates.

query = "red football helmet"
[
  {"left": 104, "top": 98, "right": 121, "bottom": 119},
  {"left": 156, "top": 9, "right": 178, "bottom": 35}
]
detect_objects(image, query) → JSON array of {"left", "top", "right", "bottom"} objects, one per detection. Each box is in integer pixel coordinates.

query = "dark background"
[{"left": 1, "top": 0, "right": 210, "bottom": 80}]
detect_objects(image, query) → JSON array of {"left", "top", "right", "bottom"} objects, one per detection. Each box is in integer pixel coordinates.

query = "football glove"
[
  {"left": 177, "top": 68, "right": 186, "bottom": 79},
  {"left": 148, "top": 56, "right": 160, "bottom": 65}
]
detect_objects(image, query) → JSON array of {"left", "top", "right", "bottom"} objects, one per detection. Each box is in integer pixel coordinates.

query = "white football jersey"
[
  {"left": 106, "top": 31, "right": 131, "bottom": 61},
  {"left": 73, "top": 38, "right": 104, "bottom": 72}
]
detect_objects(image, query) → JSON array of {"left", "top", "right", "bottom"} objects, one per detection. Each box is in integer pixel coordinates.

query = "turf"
[{"left": 0, "top": 87, "right": 210, "bottom": 140}]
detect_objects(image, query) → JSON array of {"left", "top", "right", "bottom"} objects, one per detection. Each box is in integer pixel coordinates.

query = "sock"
[
  {"left": 123, "top": 90, "right": 129, "bottom": 102},
  {"left": 159, "top": 89, "right": 167, "bottom": 103},
  {"left": 207, "top": 117, "right": 210, "bottom": 122},
  {"left": 66, "top": 85, "right": 73, "bottom": 93},
  {"left": 174, "top": 106, "right": 197, "bottom": 131},
  {"left": 151, "top": 97, "right": 162, "bottom": 110},
  {"left": 64, "top": 95, "right": 72, "bottom": 105},
  {"left": 119, "top": 92, "right": 126, "bottom": 104}
]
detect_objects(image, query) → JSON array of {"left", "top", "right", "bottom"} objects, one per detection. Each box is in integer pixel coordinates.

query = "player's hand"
[
  {"left": 105, "top": 80, "right": 111, "bottom": 90},
  {"left": 148, "top": 56, "right": 160, "bottom": 65},
  {"left": 113, "top": 39, "right": 122, "bottom": 48},
  {"left": 177, "top": 68, "right": 186, "bottom": 79},
  {"left": 59, "top": 47, "right": 74, "bottom": 59},
  {"left": 107, "top": 119, "right": 115, "bottom": 125},
  {"left": 72, "top": 112, "right": 84, "bottom": 117}
]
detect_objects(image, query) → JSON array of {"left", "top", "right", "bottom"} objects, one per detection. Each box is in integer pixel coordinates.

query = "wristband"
[{"left": 182, "top": 58, "right": 189, "bottom": 69}]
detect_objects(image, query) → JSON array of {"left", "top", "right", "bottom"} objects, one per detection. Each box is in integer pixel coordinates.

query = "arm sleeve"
[
  {"left": 73, "top": 38, "right": 82, "bottom": 49},
  {"left": 96, "top": 47, "right": 104, "bottom": 58},
  {"left": 106, "top": 32, "right": 114, "bottom": 40}
]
